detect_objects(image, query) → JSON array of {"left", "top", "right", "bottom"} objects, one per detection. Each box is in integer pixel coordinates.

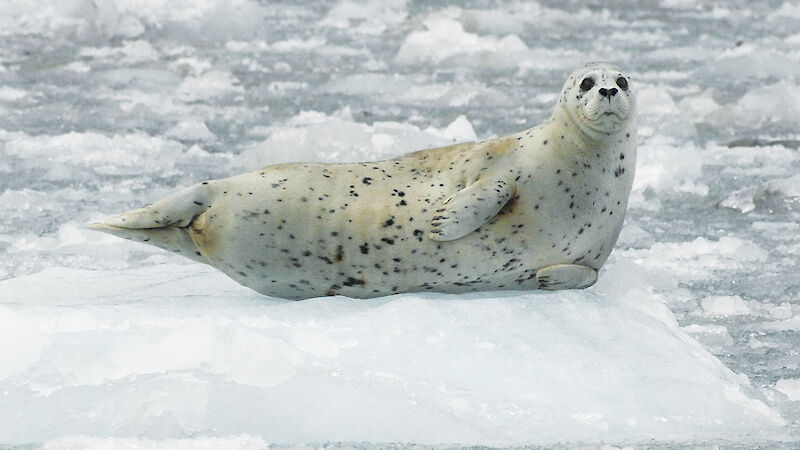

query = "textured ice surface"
[
  {"left": 2, "top": 0, "right": 800, "bottom": 447},
  {"left": 0, "top": 265, "right": 784, "bottom": 445}
]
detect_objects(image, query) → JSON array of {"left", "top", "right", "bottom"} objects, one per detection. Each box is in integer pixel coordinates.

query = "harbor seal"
[{"left": 91, "top": 62, "right": 637, "bottom": 299}]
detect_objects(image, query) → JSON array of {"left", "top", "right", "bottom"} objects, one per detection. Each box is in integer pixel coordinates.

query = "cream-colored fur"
[{"left": 92, "top": 63, "right": 637, "bottom": 299}]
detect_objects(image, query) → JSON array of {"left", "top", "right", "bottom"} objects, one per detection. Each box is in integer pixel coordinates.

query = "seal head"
[{"left": 557, "top": 63, "right": 635, "bottom": 141}]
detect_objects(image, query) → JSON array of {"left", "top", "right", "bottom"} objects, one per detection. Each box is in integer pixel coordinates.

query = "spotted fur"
[{"left": 91, "top": 63, "right": 637, "bottom": 299}]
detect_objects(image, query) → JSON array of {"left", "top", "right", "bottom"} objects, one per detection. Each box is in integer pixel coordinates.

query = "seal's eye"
[
  {"left": 579, "top": 77, "right": 595, "bottom": 91},
  {"left": 616, "top": 76, "right": 628, "bottom": 91}
]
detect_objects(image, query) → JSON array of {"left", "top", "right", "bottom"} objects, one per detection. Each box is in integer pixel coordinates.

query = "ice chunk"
[
  {"left": 775, "top": 379, "right": 800, "bottom": 401},
  {"left": 718, "top": 174, "right": 800, "bottom": 213},
  {"left": 735, "top": 81, "right": 800, "bottom": 126},
  {"left": 659, "top": 0, "right": 697, "bottom": 9},
  {"left": 706, "top": 46, "right": 800, "bottom": 81},
  {"left": 616, "top": 224, "right": 653, "bottom": 248},
  {"left": 719, "top": 186, "right": 758, "bottom": 213},
  {"left": 682, "top": 324, "right": 734, "bottom": 348},
  {"left": 79, "top": 40, "right": 160, "bottom": 64},
  {"left": 319, "top": 0, "right": 407, "bottom": 35},
  {"left": 769, "top": 2, "right": 800, "bottom": 20},
  {"left": 627, "top": 237, "right": 769, "bottom": 280},
  {"left": 764, "top": 174, "right": 800, "bottom": 199},
  {"left": 237, "top": 111, "right": 455, "bottom": 168},
  {"left": 702, "top": 142, "right": 798, "bottom": 178},
  {"left": 425, "top": 115, "right": 478, "bottom": 142},
  {"left": 704, "top": 81, "right": 800, "bottom": 131},
  {"left": 321, "top": 73, "right": 510, "bottom": 107},
  {"left": 458, "top": 8, "right": 526, "bottom": 35},
  {"left": 0, "top": 265, "right": 783, "bottom": 445},
  {"left": 115, "top": 15, "right": 145, "bottom": 38},
  {"left": 636, "top": 87, "right": 680, "bottom": 117},
  {"left": 634, "top": 139, "right": 708, "bottom": 195},
  {"left": 269, "top": 37, "right": 326, "bottom": 53},
  {"left": 165, "top": 120, "right": 215, "bottom": 142},
  {"left": 702, "top": 295, "right": 751, "bottom": 317},
  {"left": 41, "top": 435, "right": 271, "bottom": 449},
  {"left": 395, "top": 18, "right": 530, "bottom": 70},
  {"left": 176, "top": 70, "right": 243, "bottom": 103},
  {"left": 0, "top": 306, "right": 48, "bottom": 380},
  {"left": 2, "top": 131, "right": 186, "bottom": 179},
  {"left": 678, "top": 89, "right": 721, "bottom": 122},
  {"left": 0, "top": 86, "right": 28, "bottom": 102}
]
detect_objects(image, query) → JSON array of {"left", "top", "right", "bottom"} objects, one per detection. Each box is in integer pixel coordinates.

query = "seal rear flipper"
[
  {"left": 90, "top": 182, "right": 214, "bottom": 263},
  {"left": 95, "top": 183, "right": 212, "bottom": 229},
  {"left": 429, "top": 176, "right": 515, "bottom": 241},
  {"left": 89, "top": 223, "right": 208, "bottom": 264}
]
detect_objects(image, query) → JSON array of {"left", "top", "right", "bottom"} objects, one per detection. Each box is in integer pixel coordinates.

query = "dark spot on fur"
[
  {"left": 343, "top": 277, "right": 365, "bottom": 287},
  {"left": 334, "top": 246, "right": 344, "bottom": 262}
]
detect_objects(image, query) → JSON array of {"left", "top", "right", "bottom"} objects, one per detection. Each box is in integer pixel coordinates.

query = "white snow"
[{"left": 0, "top": 264, "right": 783, "bottom": 445}]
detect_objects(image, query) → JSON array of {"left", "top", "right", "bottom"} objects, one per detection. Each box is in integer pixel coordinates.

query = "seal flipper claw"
[
  {"left": 535, "top": 264, "right": 597, "bottom": 290},
  {"left": 428, "top": 176, "right": 515, "bottom": 241}
]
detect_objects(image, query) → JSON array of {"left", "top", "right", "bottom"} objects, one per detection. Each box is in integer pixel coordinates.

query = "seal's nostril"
[
  {"left": 598, "top": 88, "right": 608, "bottom": 97},
  {"left": 609, "top": 88, "right": 618, "bottom": 96}
]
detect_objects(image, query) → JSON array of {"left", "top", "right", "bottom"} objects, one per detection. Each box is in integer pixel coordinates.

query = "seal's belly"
[
  {"left": 186, "top": 169, "right": 545, "bottom": 298},
  {"left": 187, "top": 150, "right": 630, "bottom": 299}
]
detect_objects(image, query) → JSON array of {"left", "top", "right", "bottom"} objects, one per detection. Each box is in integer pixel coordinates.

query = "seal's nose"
[{"left": 599, "top": 87, "right": 618, "bottom": 97}]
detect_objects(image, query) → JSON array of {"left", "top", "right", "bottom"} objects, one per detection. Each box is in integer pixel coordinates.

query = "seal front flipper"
[
  {"left": 535, "top": 264, "right": 598, "bottom": 290},
  {"left": 428, "top": 176, "right": 515, "bottom": 241},
  {"left": 89, "top": 182, "right": 213, "bottom": 263}
]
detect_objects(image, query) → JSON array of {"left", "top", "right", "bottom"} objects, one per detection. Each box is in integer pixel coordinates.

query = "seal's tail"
[{"left": 89, "top": 183, "right": 212, "bottom": 263}]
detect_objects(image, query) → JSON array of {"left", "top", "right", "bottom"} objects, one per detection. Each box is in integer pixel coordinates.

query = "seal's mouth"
[{"left": 584, "top": 110, "right": 626, "bottom": 122}]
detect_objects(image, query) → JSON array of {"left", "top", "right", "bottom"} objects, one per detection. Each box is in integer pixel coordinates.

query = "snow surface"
[{"left": 1, "top": 0, "right": 800, "bottom": 447}]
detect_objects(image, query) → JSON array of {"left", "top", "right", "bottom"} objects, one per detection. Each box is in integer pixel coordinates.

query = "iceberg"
[{"left": 0, "top": 264, "right": 782, "bottom": 446}]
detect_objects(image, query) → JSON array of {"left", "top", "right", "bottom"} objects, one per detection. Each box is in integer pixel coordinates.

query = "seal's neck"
[{"left": 549, "top": 105, "right": 634, "bottom": 154}]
